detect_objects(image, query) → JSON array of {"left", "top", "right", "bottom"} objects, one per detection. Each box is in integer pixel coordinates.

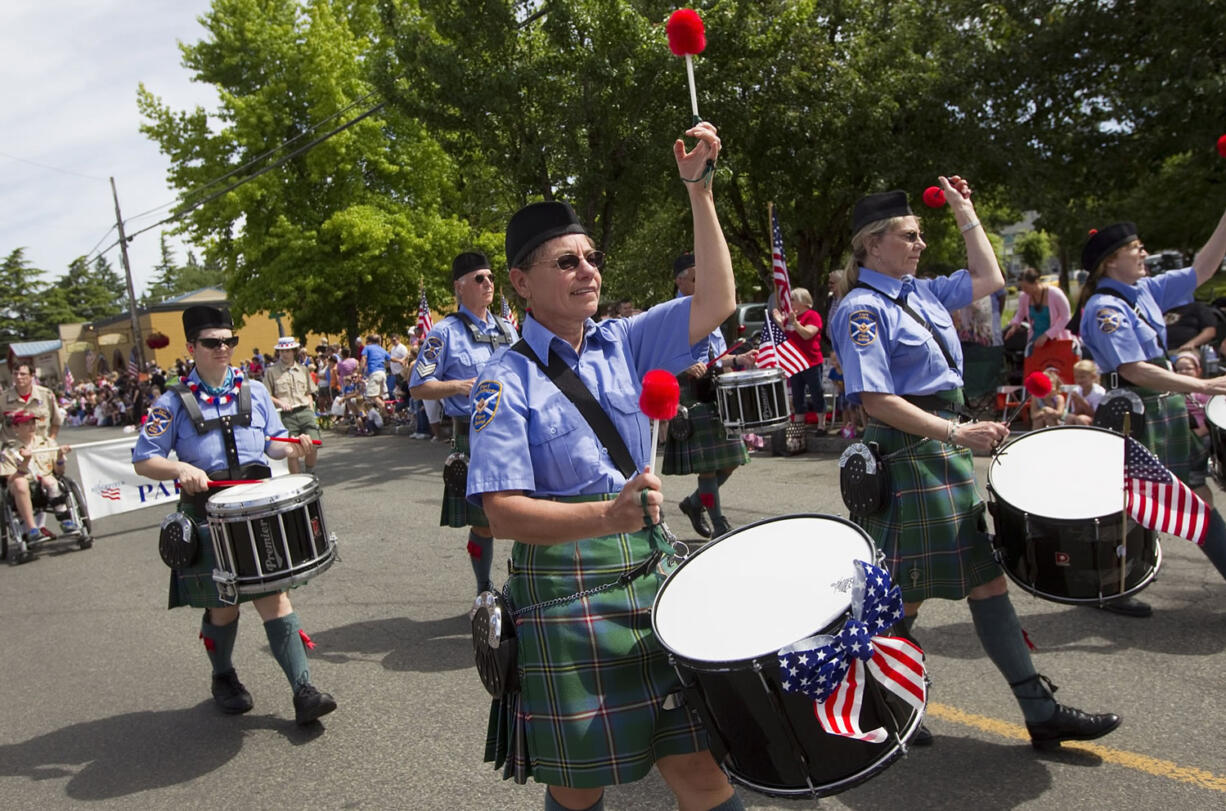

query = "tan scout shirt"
[
  {"left": 1, "top": 384, "right": 61, "bottom": 443},
  {"left": 0, "top": 435, "right": 59, "bottom": 480},
  {"left": 263, "top": 362, "right": 314, "bottom": 411}
]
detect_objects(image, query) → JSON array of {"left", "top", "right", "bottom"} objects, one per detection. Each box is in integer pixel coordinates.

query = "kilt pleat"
[
  {"left": 485, "top": 512, "right": 705, "bottom": 787},
  {"left": 1138, "top": 392, "right": 1201, "bottom": 486},
  {"left": 855, "top": 418, "right": 1000, "bottom": 602}
]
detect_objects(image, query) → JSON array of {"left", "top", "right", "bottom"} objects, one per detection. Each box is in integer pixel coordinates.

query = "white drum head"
[
  {"left": 1206, "top": 395, "right": 1226, "bottom": 429},
  {"left": 988, "top": 426, "right": 1123, "bottom": 520},
  {"left": 654, "top": 515, "right": 874, "bottom": 663},
  {"left": 717, "top": 368, "right": 784, "bottom": 388},
  {"left": 207, "top": 474, "right": 317, "bottom": 508}
]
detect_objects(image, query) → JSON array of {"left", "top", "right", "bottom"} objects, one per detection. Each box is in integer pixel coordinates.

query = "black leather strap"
[
  {"left": 1094, "top": 287, "right": 1167, "bottom": 352},
  {"left": 449, "top": 311, "right": 515, "bottom": 347},
  {"left": 854, "top": 282, "right": 957, "bottom": 370},
  {"left": 510, "top": 340, "right": 637, "bottom": 479}
]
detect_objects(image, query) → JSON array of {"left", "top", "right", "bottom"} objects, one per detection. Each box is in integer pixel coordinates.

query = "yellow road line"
[{"left": 928, "top": 703, "right": 1226, "bottom": 794}]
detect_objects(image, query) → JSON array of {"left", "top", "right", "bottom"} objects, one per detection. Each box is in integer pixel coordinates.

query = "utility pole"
[{"left": 110, "top": 176, "right": 145, "bottom": 375}]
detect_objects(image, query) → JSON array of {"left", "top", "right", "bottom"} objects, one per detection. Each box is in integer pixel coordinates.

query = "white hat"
[{"left": 275, "top": 337, "right": 300, "bottom": 351}]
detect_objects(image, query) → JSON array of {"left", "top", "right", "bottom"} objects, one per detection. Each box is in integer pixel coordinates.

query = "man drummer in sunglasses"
[{"left": 132, "top": 305, "right": 336, "bottom": 726}]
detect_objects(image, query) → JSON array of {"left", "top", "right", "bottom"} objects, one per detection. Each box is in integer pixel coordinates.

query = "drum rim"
[
  {"left": 651, "top": 512, "right": 877, "bottom": 670},
  {"left": 987, "top": 424, "right": 1128, "bottom": 523},
  {"left": 1206, "top": 394, "right": 1226, "bottom": 428},
  {"left": 216, "top": 546, "right": 337, "bottom": 595},
  {"left": 206, "top": 474, "right": 321, "bottom": 515},
  {"left": 716, "top": 368, "right": 786, "bottom": 384},
  {"left": 994, "top": 533, "right": 1162, "bottom": 605}
]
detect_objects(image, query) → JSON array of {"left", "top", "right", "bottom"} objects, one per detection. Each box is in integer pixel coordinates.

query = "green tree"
[
  {"left": 138, "top": 0, "right": 472, "bottom": 344},
  {"left": 54, "top": 255, "right": 127, "bottom": 322},
  {"left": 1014, "top": 230, "right": 1055, "bottom": 272},
  {"left": 0, "top": 248, "right": 56, "bottom": 344}
]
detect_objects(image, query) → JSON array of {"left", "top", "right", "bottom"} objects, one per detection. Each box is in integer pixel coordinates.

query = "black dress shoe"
[
  {"left": 1098, "top": 597, "right": 1153, "bottom": 618},
  {"left": 678, "top": 496, "right": 712, "bottom": 539},
  {"left": 911, "top": 723, "right": 934, "bottom": 746},
  {"left": 293, "top": 683, "right": 337, "bottom": 725},
  {"left": 711, "top": 515, "right": 733, "bottom": 538},
  {"left": 1026, "top": 704, "right": 1121, "bottom": 750},
  {"left": 211, "top": 669, "right": 254, "bottom": 714}
]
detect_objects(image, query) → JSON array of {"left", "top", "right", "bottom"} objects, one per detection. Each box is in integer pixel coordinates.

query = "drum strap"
[
  {"left": 510, "top": 340, "right": 637, "bottom": 479},
  {"left": 449, "top": 311, "right": 516, "bottom": 347},
  {"left": 170, "top": 381, "right": 254, "bottom": 480},
  {"left": 854, "top": 282, "right": 957, "bottom": 370}
]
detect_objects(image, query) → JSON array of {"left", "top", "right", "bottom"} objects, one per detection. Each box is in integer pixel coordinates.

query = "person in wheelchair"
[{"left": 1, "top": 410, "right": 77, "bottom": 550}]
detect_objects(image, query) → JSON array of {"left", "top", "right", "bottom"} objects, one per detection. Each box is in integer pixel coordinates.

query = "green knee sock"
[
  {"left": 468, "top": 531, "right": 494, "bottom": 591},
  {"left": 200, "top": 612, "right": 238, "bottom": 675},
  {"left": 264, "top": 612, "right": 310, "bottom": 689},
  {"left": 968, "top": 593, "right": 1055, "bottom": 723}
]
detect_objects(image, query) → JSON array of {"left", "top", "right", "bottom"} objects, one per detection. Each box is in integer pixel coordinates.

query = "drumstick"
[
  {"left": 208, "top": 480, "right": 263, "bottom": 488},
  {"left": 268, "top": 436, "right": 323, "bottom": 446},
  {"left": 706, "top": 339, "right": 748, "bottom": 369},
  {"left": 1119, "top": 412, "right": 1131, "bottom": 596}
]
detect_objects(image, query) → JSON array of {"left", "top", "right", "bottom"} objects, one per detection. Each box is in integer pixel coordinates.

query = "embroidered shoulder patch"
[
  {"left": 1096, "top": 308, "right": 1124, "bottom": 335},
  {"left": 471, "top": 381, "right": 502, "bottom": 432},
  {"left": 848, "top": 309, "right": 878, "bottom": 348},
  {"left": 144, "top": 406, "right": 173, "bottom": 438},
  {"left": 415, "top": 335, "right": 444, "bottom": 377}
]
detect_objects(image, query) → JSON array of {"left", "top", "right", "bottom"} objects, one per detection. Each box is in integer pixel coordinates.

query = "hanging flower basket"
[{"left": 146, "top": 332, "right": 171, "bottom": 350}]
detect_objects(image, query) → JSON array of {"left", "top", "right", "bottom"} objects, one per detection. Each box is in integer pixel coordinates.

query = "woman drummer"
[
  {"left": 830, "top": 183, "right": 1120, "bottom": 750},
  {"left": 468, "top": 122, "right": 744, "bottom": 810},
  {"left": 132, "top": 305, "right": 336, "bottom": 725},
  {"left": 1075, "top": 220, "right": 1226, "bottom": 606}
]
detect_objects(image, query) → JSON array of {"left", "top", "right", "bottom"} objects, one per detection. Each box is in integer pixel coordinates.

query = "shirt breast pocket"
[
  {"left": 527, "top": 400, "right": 589, "bottom": 485},
  {"left": 894, "top": 319, "right": 946, "bottom": 382}
]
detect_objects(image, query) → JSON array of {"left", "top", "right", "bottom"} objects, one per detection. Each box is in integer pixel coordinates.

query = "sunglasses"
[
  {"left": 470, "top": 273, "right": 494, "bottom": 284},
  {"left": 538, "top": 251, "right": 605, "bottom": 271},
  {"left": 895, "top": 230, "right": 924, "bottom": 244},
  {"left": 196, "top": 336, "right": 240, "bottom": 350}
]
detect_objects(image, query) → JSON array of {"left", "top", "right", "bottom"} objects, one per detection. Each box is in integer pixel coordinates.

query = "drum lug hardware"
[
  {"left": 329, "top": 533, "right": 341, "bottom": 563},
  {"left": 662, "top": 690, "right": 685, "bottom": 711},
  {"left": 212, "top": 570, "right": 239, "bottom": 606}
]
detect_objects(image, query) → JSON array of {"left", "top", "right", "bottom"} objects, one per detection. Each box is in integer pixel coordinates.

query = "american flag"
[
  {"left": 771, "top": 207, "right": 794, "bottom": 316},
  {"left": 1125, "top": 435, "right": 1209, "bottom": 544},
  {"left": 500, "top": 293, "right": 518, "bottom": 331},
  {"left": 416, "top": 287, "right": 434, "bottom": 336},
  {"left": 127, "top": 348, "right": 139, "bottom": 379},
  {"left": 756, "top": 313, "right": 809, "bottom": 378},
  {"left": 63, "top": 367, "right": 74, "bottom": 392}
]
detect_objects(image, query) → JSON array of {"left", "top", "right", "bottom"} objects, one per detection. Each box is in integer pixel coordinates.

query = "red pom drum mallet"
[
  {"left": 667, "top": 8, "right": 707, "bottom": 124},
  {"left": 1216, "top": 134, "right": 1226, "bottom": 159},
  {"left": 922, "top": 186, "right": 946, "bottom": 208},
  {"left": 640, "top": 369, "right": 681, "bottom": 476},
  {"left": 1003, "top": 371, "right": 1055, "bottom": 426}
]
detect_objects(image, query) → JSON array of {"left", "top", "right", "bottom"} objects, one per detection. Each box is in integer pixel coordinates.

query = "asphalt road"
[{"left": 1, "top": 424, "right": 1224, "bottom": 809}]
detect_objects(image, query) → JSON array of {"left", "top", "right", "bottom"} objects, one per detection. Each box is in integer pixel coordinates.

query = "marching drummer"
[
  {"left": 830, "top": 183, "right": 1120, "bottom": 749},
  {"left": 1075, "top": 218, "right": 1226, "bottom": 608},
  {"left": 132, "top": 305, "right": 337, "bottom": 725},
  {"left": 665, "top": 252, "right": 755, "bottom": 539},
  {"left": 408, "top": 251, "right": 518, "bottom": 596},
  {"left": 468, "top": 122, "right": 744, "bottom": 810}
]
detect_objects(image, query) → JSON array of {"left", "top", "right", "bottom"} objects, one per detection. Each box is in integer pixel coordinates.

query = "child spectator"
[
  {"left": 1030, "top": 368, "right": 1067, "bottom": 428},
  {"left": 1065, "top": 359, "right": 1107, "bottom": 426}
]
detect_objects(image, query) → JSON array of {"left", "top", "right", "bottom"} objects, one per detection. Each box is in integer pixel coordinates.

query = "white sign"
[{"left": 73, "top": 437, "right": 288, "bottom": 519}]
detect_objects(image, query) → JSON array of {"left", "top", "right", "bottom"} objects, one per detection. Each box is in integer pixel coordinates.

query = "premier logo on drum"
[
  {"left": 1054, "top": 551, "right": 1071, "bottom": 567},
  {"left": 257, "top": 521, "right": 284, "bottom": 571}
]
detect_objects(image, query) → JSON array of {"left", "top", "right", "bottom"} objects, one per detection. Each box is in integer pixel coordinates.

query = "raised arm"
[{"left": 678, "top": 122, "right": 736, "bottom": 345}]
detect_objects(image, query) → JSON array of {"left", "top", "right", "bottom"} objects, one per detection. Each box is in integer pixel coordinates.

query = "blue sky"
[{"left": 1, "top": 1, "right": 218, "bottom": 296}]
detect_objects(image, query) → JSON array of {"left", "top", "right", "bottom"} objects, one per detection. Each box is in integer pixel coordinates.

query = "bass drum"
[
  {"left": 652, "top": 514, "right": 924, "bottom": 799},
  {"left": 987, "top": 425, "right": 1160, "bottom": 605},
  {"left": 1204, "top": 395, "right": 1226, "bottom": 487}
]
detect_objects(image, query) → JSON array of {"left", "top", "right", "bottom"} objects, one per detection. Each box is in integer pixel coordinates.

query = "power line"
[{"left": 0, "top": 149, "right": 109, "bottom": 182}]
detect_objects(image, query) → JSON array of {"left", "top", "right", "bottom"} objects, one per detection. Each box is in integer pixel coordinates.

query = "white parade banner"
[{"left": 72, "top": 436, "right": 288, "bottom": 519}]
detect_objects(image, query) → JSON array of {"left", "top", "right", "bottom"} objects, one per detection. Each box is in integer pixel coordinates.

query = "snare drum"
[
  {"left": 652, "top": 514, "right": 924, "bottom": 799},
  {"left": 1204, "top": 395, "right": 1226, "bottom": 486},
  {"left": 987, "top": 425, "right": 1160, "bottom": 604},
  {"left": 206, "top": 474, "right": 338, "bottom": 605},
  {"left": 715, "top": 369, "right": 790, "bottom": 437}
]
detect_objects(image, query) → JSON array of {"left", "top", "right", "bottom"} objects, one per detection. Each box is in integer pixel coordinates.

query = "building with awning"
[{"left": 4, "top": 339, "right": 65, "bottom": 387}]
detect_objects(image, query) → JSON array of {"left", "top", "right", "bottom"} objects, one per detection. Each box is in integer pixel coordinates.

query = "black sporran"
[
  {"left": 1092, "top": 389, "right": 1145, "bottom": 439},
  {"left": 839, "top": 441, "right": 891, "bottom": 515},
  {"left": 158, "top": 512, "right": 200, "bottom": 569},
  {"left": 470, "top": 590, "right": 519, "bottom": 697},
  {"left": 668, "top": 404, "right": 694, "bottom": 441},
  {"left": 443, "top": 452, "right": 469, "bottom": 495}
]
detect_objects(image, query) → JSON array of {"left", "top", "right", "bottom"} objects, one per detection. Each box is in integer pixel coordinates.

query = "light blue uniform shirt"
[
  {"left": 1079, "top": 267, "right": 1196, "bottom": 373},
  {"left": 466, "top": 296, "right": 699, "bottom": 503},
  {"left": 407, "top": 304, "right": 519, "bottom": 418},
  {"left": 131, "top": 369, "right": 286, "bottom": 472},
  {"left": 830, "top": 267, "right": 973, "bottom": 405}
]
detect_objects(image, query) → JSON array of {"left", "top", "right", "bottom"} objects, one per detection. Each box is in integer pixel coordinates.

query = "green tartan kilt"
[
  {"left": 661, "top": 402, "right": 750, "bottom": 475},
  {"left": 167, "top": 502, "right": 281, "bottom": 609},
  {"left": 485, "top": 504, "right": 706, "bottom": 787},
  {"left": 440, "top": 426, "right": 489, "bottom": 528},
  {"left": 1137, "top": 391, "right": 1202, "bottom": 487},
  {"left": 855, "top": 417, "right": 1000, "bottom": 603}
]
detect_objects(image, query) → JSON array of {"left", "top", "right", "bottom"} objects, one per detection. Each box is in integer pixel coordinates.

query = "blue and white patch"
[
  {"left": 471, "top": 380, "right": 502, "bottom": 432},
  {"left": 1096, "top": 308, "right": 1124, "bottom": 335},
  {"left": 144, "top": 406, "right": 173, "bottom": 438},
  {"left": 415, "top": 335, "right": 444, "bottom": 377},
  {"left": 848, "top": 309, "right": 878, "bottom": 347}
]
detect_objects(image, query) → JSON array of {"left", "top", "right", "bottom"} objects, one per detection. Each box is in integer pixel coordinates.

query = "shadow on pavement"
[
  {"left": 0, "top": 702, "right": 315, "bottom": 800},
  {"left": 303, "top": 613, "right": 472, "bottom": 673}
]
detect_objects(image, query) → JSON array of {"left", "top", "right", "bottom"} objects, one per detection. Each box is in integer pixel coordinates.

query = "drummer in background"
[
  {"left": 1076, "top": 220, "right": 1226, "bottom": 610},
  {"left": 409, "top": 251, "right": 518, "bottom": 596},
  {"left": 132, "top": 305, "right": 336, "bottom": 726},
  {"left": 831, "top": 183, "right": 1120, "bottom": 750},
  {"left": 665, "top": 252, "right": 756, "bottom": 539},
  {"left": 469, "top": 122, "right": 744, "bottom": 810},
  {"left": 264, "top": 336, "right": 321, "bottom": 475}
]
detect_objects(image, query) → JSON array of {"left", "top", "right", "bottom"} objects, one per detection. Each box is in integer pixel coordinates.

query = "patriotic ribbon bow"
[{"left": 777, "top": 559, "right": 927, "bottom": 743}]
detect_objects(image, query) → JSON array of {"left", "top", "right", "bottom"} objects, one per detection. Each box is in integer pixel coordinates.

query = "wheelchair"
[{"left": 0, "top": 473, "right": 94, "bottom": 565}]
